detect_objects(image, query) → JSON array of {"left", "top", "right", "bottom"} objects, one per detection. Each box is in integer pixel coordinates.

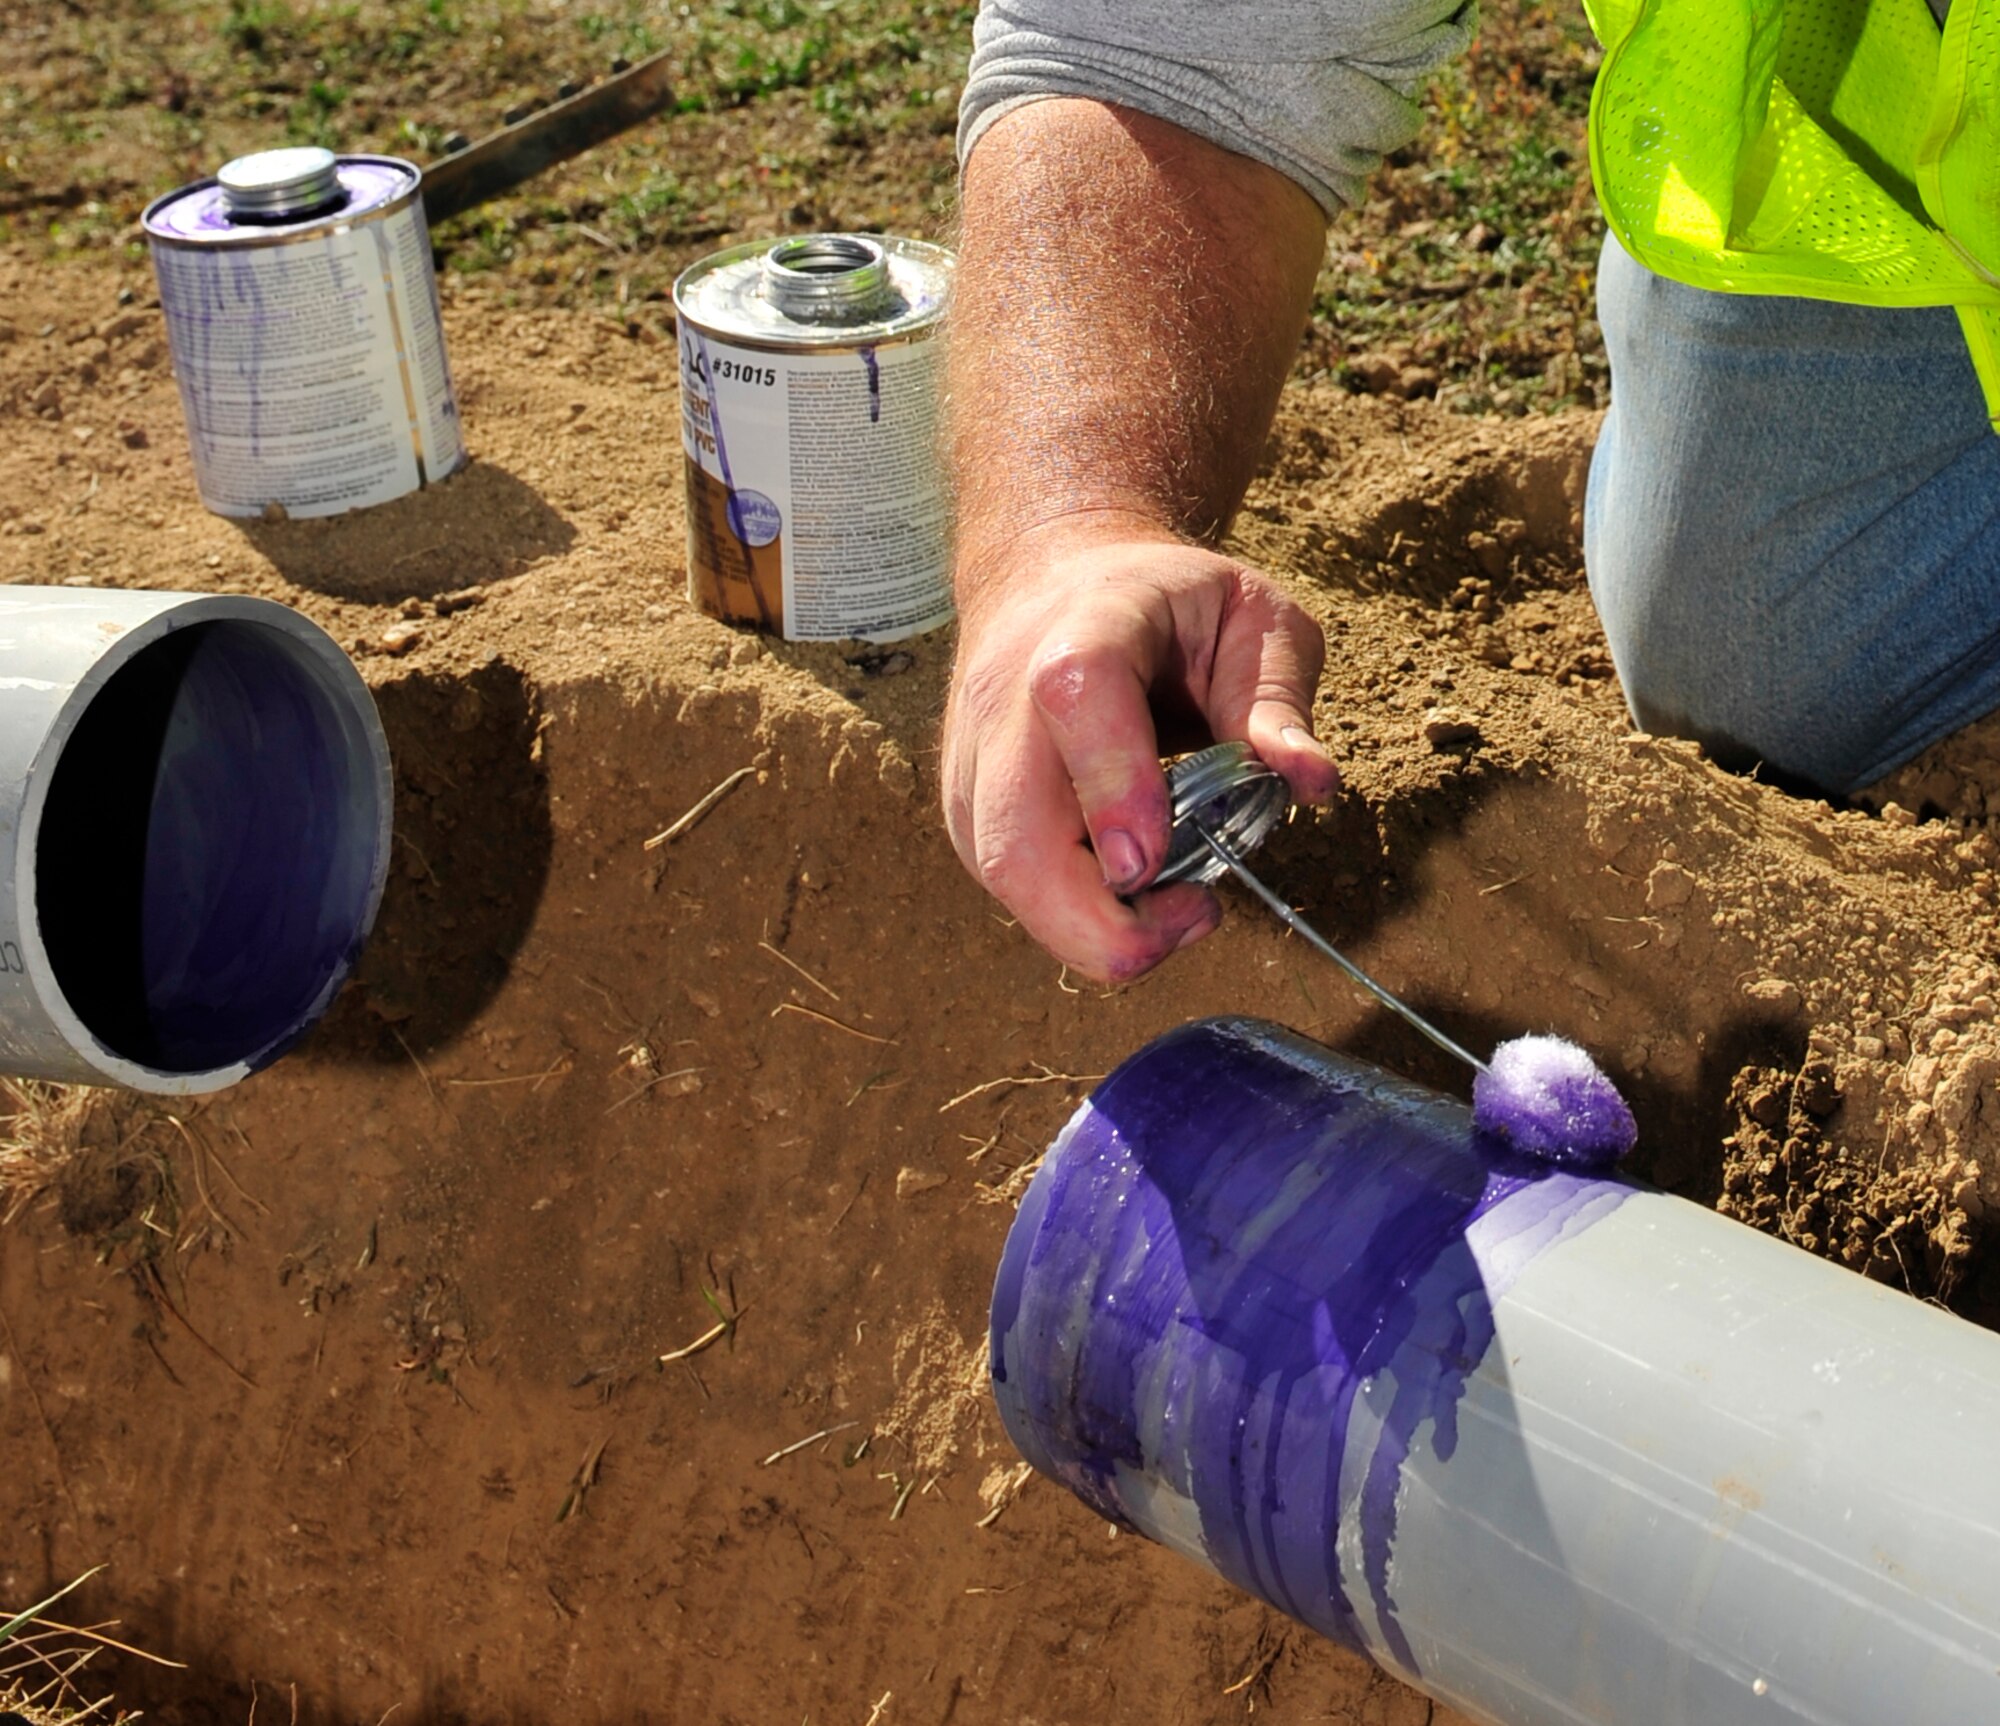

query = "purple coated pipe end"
[{"left": 989, "top": 1018, "right": 1629, "bottom": 1675}]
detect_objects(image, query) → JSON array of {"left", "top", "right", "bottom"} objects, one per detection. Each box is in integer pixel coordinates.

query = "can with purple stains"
[
  {"left": 672, "top": 233, "right": 953, "bottom": 642},
  {"left": 142, "top": 147, "right": 466, "bottom": 520}
]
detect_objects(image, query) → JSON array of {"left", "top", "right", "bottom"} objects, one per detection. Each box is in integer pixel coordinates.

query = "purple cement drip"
[
  {"left": 1472, "top": 1033, "right": 1637, "bottom": 1168},
  {"left": 989, "top": 1018, "right": 1629, "bottom": 1675}
]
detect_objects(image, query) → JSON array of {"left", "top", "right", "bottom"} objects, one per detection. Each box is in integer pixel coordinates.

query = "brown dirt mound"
[{"left": 3, "top": 246, "right": 2000, "bottom": 1726}]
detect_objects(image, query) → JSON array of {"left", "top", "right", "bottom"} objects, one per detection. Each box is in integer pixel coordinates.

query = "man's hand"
[
  {"left": 945, "top": 516, "right": 1337, "bottom": 982},
  {"left": 946, "top": 98, "right": 1331, "bottom": 980}
]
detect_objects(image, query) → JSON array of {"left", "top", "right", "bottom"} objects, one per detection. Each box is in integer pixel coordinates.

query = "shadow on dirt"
[
  {"left": 759, "top": 628, "right": 949, "bottom": 755},
  {"left": 308, "top": 656, "right": 552, "bottom": 1059},
  {"left": 233, "top": 459, "right": 575, "bottom": 601}
]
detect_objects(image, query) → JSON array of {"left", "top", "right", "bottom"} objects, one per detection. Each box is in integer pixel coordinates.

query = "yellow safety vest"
[{"left": 1584, "top": 0, "right": 2000, "bottom": 424}]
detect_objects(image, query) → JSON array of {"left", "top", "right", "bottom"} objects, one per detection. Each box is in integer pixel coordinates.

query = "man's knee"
[{"left": 1584, "top": 420, "right": 1867, "bottom": 793}]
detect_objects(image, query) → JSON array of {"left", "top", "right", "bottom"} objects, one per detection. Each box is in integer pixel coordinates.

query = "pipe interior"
[{"left": 35, "top": 618, "right": 385, "bottom": 1075}]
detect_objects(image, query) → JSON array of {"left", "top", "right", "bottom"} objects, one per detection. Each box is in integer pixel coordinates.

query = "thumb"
[{"left": 1206, "top": 575, "right": 1340, "bottom": 805}]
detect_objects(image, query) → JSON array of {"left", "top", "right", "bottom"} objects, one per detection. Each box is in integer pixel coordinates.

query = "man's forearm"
[{"left": 949, "top": 99, "right": 1329, "bottom": 605}]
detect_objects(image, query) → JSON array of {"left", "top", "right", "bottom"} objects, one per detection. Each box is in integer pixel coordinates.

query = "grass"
[
  {"left": 1309, "top": 0, "right": 1607, "bottom": 412},
  {"left": 0, "top": 1565, "right": 171, "bottom": 1723},
  {"left": 0, "top": 0, "right": 1601, "bottom": 412},
  {"left": 0, "top": 1080, "right": 102, "bottom": 1226}
]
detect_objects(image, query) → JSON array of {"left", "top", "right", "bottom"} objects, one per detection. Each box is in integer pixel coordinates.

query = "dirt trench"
[{"left": 4, "top": 251, "right": 2000, "bottom": 1724}]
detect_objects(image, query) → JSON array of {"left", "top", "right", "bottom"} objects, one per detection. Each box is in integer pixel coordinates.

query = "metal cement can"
[
  {"left": 673, "top": 233, "right": 953, "bottom": 642},
  {"left": 142, "top": 147, "right": 466, "bottom": 520}
]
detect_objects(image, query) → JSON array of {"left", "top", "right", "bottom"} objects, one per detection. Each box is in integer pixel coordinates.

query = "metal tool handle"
[
  {"left": 1162, "top": 743, "right": 1489, "bottom": 1076},
  {"left": 1193, "top": 826, "right": 1489, "bottom": 1075}
]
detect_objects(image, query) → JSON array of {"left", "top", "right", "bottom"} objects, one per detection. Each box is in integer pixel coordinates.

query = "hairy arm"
[{"left": 943, "top": 97, "right": 1340, "bottom": 980}]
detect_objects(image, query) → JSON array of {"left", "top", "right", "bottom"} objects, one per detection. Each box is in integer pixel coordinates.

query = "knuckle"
[{"left": 1026, "top": 639, "right": 1112, "bottom": 724}]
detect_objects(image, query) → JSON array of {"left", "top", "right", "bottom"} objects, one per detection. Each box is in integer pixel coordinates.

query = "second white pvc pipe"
[{"left": 0, "top": 588, "right": 391, "bottom": 1093}]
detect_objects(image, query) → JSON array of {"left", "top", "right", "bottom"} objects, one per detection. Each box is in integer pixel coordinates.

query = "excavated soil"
[{"left": 4, "top": 244, "right": 2000, "bottom": 1726}]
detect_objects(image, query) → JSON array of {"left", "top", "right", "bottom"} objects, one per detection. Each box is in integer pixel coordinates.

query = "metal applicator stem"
[{"left": 1193, "top": 823, "right": 1491, "bottom": 1077}]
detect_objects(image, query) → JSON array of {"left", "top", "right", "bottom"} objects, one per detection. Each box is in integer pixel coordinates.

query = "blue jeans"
[{"left": 1585, "top": 232, "right": 2000, "bottom": 794}]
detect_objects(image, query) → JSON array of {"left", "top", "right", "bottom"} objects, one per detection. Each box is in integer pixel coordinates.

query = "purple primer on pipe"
[
  {"left": 35, "top": 618, "right": 388, "bottom": 1078},
  {"left": 990, "top": 1018, "right": 1629, "bottom": 1675}
]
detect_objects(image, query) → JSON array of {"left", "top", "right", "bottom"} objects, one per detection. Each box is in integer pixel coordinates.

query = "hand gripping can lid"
[
  {"left": 673, "top": 233, "right": 953, "bottom": 642},
  {"left": 142, "top": 147, "right": 467, "bottom": 520}
]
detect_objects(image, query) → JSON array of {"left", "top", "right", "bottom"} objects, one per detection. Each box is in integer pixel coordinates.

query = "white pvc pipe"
[
  {"left": 0, "top": 589, "right": 392, "bottom": 1093},
  {"left": 991, "top": 1018, "right": 2000, "bottom": 1726}
]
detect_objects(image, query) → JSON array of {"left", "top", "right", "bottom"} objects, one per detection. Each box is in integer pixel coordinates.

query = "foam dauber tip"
[{"left": 1471, "top": 1034, "right": 1637, "bottom": 1168}]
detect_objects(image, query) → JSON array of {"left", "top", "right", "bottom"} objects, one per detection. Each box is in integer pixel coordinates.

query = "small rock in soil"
[
  {"left": 1646, "top": 861, "right": 1695, "bottom": 909},
  {"left": 1421, "top": 706, "right": 1481, "bottom": 750},
  {"left": 1743, "top": 976, "right": 1803, "bottom": 1017},
  {"left": 896, "top": 1167, "right": 947, "bottom": 1199}
]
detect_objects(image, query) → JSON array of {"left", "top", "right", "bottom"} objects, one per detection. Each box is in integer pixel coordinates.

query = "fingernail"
[
  {"left": 1098, "top": 827, "right": 1145, "bottom": 890},
  {"left": 1281, "top": 724, "right": 1329, "bottom": 760},
  {"left": 1281, "top": 724, "right": 1341, "bottom": 805}
]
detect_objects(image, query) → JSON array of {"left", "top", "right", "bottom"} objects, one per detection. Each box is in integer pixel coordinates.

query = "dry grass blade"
[
  {"left": 192, "top": 1122, "right": 269, "bottom": 1217},
  {"left": 1220, "top": 1629, "right": 1286, "bottom": 1700},
  {"left": 131, "top": 1260, "right": 257, "bottom": 1390},
  {"left": 756, "top": 940, "right": 840, "bottom": 1001},
  {"left": 602, "top": 1067, "right": 702, "bottom": 1116},
  {"left": 657, "top": 1319, "right": 729, "bottom": 1364},
  {"left": 554, "top": 1432, "right": 612, "bottom": 1523},
  {"left": 658, "top": 1285, "right": 747, "bottom": 1364},
  {"left": 827, "top": 1171, "right": 869, "bottom": 1234},
  {"left": 26, "top": 1615, "right": 187, "bottom": 1668},
  {"left": 938, "top": 1064, "right": 1104, "bottom": 1114},
  {"left": 644, "top": 765, "right": 755, "bottom": 850},
  {"left": 389, "top": 1026, "right": 442, "bottom": 1112},
  {"left": 759, "top": 1420, "right": 859, "bottom": 1467},
  {"left": 166, "top": 1115, "right": 237, "bottom": 1250},
  {"left": 770, "top": 1001, "right": 896, "bottom": 1046},
  {"left": 445, "top": 1057, "right": 574, "bottom": 1090},
  {"left": 973, "top": 1154, "right": 1044, "bottom": 1209}
]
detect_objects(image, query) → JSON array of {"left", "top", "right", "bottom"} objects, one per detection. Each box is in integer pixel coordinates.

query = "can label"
[
  {"left": 678, "top": 326, "right": 950, "bottom": 642},
  {"left": 151, "top": 196, "right": 464, "bottom": 519}
]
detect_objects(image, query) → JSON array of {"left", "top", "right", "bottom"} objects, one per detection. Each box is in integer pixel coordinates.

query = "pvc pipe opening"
[{"left": 32, "top": 616, "right": 388, "bottom": 1082}]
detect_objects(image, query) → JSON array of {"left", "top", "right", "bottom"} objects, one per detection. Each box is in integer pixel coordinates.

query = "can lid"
[
  {"left": 216, "top": 147, "right": 345, "bottom": 219},
  {"left": 1155, "top": 742, "right": 1291, "bottom": 887},
  {"left": 761, "top": 233, "right": 896, "bottom": 324}
]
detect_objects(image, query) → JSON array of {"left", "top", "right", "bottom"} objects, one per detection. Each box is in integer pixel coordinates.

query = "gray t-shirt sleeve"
[{"left": 957, "top": 0, "right": 1478, "bottom": 215}]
